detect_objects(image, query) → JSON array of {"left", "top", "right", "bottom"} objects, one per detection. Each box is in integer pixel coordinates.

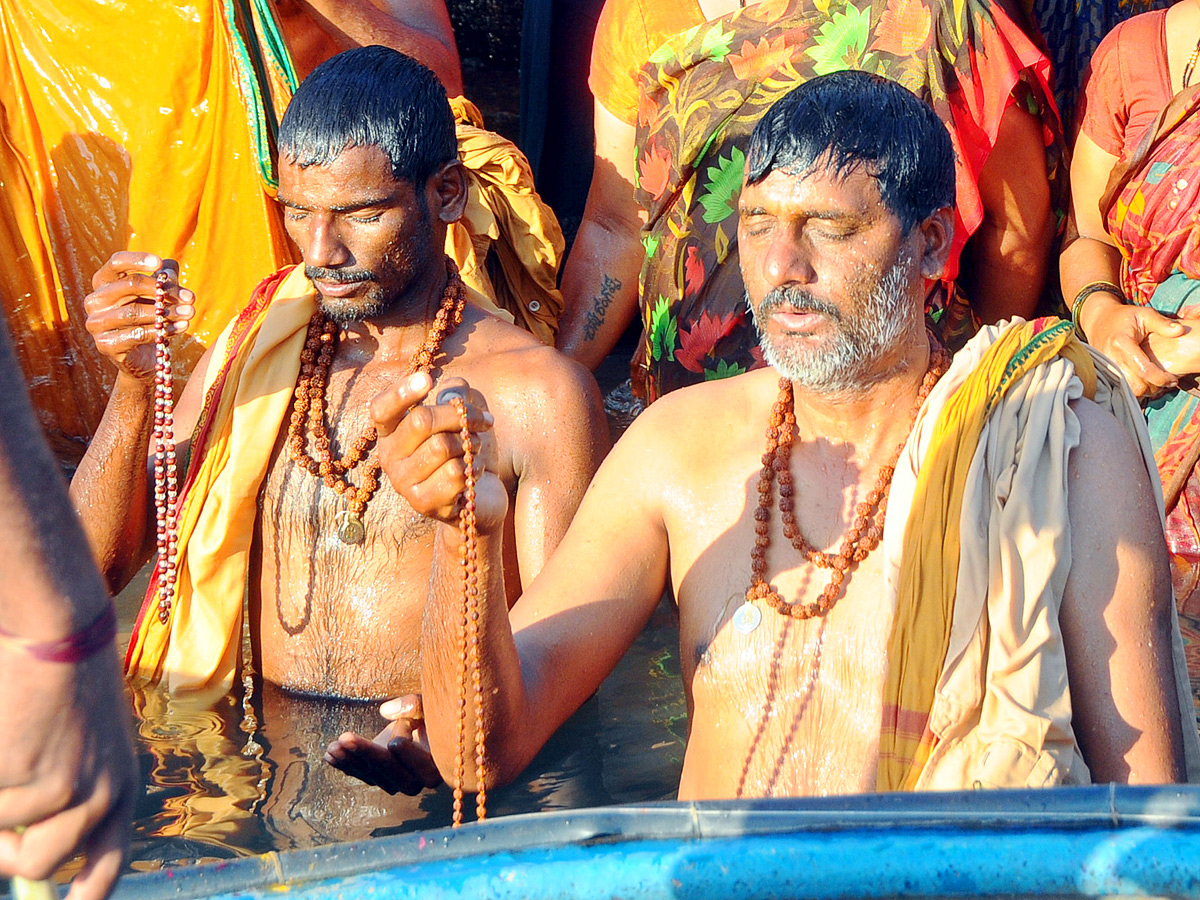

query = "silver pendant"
[
  {"left": 336, "top": 510, "right": 366, "bottom": 545},
  {"left": 732, "top": 602, "right": 762, "bottom": 635}
]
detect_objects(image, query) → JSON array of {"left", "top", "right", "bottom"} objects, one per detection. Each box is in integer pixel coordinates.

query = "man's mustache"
[
  {"left": 305, "top": 266, "right": 374, "bottom": 284},
  {"left": 757, "top": 286, "right": 842, "bottom": 322}
]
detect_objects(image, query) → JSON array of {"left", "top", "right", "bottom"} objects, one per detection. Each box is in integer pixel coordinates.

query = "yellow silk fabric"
[
  {"left": 0, "top": 0, "right": 298, "bottom": 461},
  {"left": 126, "top": 265, "right": 313, "bottom": 691},
  {"left": 878, "top": 320, "right": 1096, "bottom": 791},
  {"left": 448, "top": 97, "right": 564, "bottom": 345}
]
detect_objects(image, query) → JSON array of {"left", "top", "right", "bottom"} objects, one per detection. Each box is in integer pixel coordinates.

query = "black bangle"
[{"left": 1071, "top": 280, "right": 1125, "bottom": 339}]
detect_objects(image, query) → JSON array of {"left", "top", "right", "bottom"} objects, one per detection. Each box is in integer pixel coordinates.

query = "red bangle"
[{"left": 0, "top": 601, "right": 118, "bottom": 663}]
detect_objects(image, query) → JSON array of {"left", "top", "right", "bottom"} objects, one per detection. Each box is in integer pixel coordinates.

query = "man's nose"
[
  {"left": 763, "top": 229, "right": 815, "bottom": 289},
  {"left": 303, "top": 216, "right": 352, "bottom": 269}
]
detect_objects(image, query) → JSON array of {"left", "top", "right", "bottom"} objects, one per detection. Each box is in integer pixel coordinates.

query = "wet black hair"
[
  {"left": 278, "top": 45, "right": 456, "bottom": 186},
  {"left": 745, "top": 71, "right": 956, "bottom": 231}
]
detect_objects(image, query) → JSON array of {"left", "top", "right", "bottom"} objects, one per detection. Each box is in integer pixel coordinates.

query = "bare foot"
[{"left": 323, "top": 695, "right": 443, "bottom": 795}]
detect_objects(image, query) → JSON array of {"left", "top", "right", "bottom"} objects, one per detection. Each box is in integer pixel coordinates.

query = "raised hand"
[
  {"left": 83, "top": 252, "right": 194, "bottom": 381},
  {"left": 371, "top": 372, "right": 507, "bottom": 534}
]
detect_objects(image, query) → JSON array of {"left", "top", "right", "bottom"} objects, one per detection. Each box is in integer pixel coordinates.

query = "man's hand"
[
  {"left": 371, "top": 372, "right": 508, "bottom": 534},
  {"left": 323, "top": 694, "right": 443, "bottom": 795},
  {"left": 0, "top": 648, "right": 137, "bottom": 900},
  {"left": 83, "top": 252, "right": 195, "bottom": 382},
  {"left": 1085, "top": 302, "right": 1186, "bottom": 398}
]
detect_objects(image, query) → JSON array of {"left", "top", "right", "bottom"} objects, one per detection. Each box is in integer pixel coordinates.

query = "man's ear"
[
  {"left": 428, "top": 159, "right": 468, "bottom": 224},
  {"left": 916, "top": 206, "right": 955, "bottom": 281}
]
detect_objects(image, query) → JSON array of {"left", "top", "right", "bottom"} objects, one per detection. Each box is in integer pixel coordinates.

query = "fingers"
[
  {"left": 65, "top": 798, "right": 131, "bottom": 900},
  {"left": 323, "top": 732, "right": 433, "bottom": 795},
  {"left": 90, "top": 251, "right": 163, "bottom": 291},
  {"left": 387, "top": 736, "right": 443, "bottom": 791},
  {"left": 1134, "top": 306, "right": 1187, "bottom": 337},
  {"left": 2, "top": 788, "right": 103, "bottom": 881},
  {"left": 370, "top": 372, "right": 436, "bottom": 439}
]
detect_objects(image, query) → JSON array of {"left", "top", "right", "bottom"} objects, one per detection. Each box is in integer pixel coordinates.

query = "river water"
[{"left": 110, "top": 578, "right": 686, "bottom": 875}]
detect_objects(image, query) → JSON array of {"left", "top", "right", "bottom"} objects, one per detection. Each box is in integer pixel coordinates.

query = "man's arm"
[
  {"left": 0, "top": 319, "right": 138, "bottom": 900},
  {"left": 1059, "top": 399, "right": 1187, "bottom": 783},
  {"left": 962, "top": 103, "right": 1055, "bottom": 323},
  {"left": 501, "top": 350, "right": 611, "bottom": 593},
  {"left": 373, "top": 373, "right": 671, "bottom": 788},
  {"left": 556, "top": 104, "right": 645, "bottom": 370},
  {"left": 69, "top": 253, "right": 202, "bottom": 593},
  {"left": 288, "top": 0, "right": 462, "bottom": 96}
]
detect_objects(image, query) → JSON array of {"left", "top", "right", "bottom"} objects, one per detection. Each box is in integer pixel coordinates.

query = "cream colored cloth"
[{"left": 882, "top": 320, "right": 1200, "bottom": 788}]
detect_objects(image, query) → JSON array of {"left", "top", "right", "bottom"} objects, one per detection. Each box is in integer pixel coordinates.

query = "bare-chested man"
[
  {"left": 365, "top": 71, "right": 1196, "bottom": 799},
  {"left": 70, "top": 48, "right": 606, "bottom": 756}
]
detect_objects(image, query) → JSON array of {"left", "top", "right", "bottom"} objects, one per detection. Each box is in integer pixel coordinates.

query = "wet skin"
[
  {"left": 71, "top": 145, "right": 608, "bottom": 790},
  {"left": 395, "top": 162, "right": 1186, "bottom": 798}
]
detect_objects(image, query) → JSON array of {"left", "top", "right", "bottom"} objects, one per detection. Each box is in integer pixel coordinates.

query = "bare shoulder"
[
  {"left": 460, "top": 313, "right": 603, "bottom": 412},
  {"left": 1068, "top": 396, "right": 1152, "bottom": 483},
  {"left": 1067, "top": 395, "right": 1162, "bottom": 539},
  {"left": 604, "top": 367, "right": 774, "bottom": 479}
]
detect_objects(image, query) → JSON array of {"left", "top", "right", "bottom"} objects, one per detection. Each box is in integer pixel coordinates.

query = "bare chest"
[
  {"left": 667, "top": 453, "right": 896, "bottom": 797},
  {"left": 252, "top": 362, "right": 436, "bottom": 699}
]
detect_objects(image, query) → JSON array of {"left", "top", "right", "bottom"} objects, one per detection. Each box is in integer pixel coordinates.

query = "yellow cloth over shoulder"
[{"left": 878, "top": 318, "right": 1096, "bottom": 791}]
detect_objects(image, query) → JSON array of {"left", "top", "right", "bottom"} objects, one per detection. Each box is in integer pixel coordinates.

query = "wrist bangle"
[
  {"left": 0, "top": 601, "right": 117, "bottom": 663},
  {"left": 1071, "top": 280, "right": 1125, "bottom": 338}
]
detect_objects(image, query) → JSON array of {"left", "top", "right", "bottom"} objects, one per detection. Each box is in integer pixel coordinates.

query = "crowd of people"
[{"left": 5, "top": 0, "right": 1200, "bottom": 896}]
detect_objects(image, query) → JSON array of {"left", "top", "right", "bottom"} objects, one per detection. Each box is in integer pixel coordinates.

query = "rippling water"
[{"left": 114, "top": 581, "right": 686, "bottom": 873}]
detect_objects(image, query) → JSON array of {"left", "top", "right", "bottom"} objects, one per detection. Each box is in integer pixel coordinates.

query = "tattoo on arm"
[{"left": 581, "top": 275, "right": 623, "bottom": 342}]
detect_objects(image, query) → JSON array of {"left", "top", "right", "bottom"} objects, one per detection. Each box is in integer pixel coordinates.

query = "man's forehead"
[
  {"left": 739, "top": 162, "right": 884, "bottom": 212},
  {"left": 277, "top": 145, "right": 409, "bottom": 203}
]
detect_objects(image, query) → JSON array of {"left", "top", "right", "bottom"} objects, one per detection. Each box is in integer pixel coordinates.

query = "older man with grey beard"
[{"left": 341, "top": 70, "right": 1199, "bottom": 801}]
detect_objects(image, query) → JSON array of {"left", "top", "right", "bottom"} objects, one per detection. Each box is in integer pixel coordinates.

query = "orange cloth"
[
  {"left": 587, "top": 0, "right": 703, "bottom": 124},
  {"left": 0, "top": 0, "right": 299, "bottom": 461},
  {"left": 1076, "top": 10, "right": 1172, "bottom": 157}
]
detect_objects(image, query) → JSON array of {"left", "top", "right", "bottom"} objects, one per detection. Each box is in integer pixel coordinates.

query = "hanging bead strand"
[
  {"left": 153, "top": 267, "right": 180, "bottom": 624},
  {"left": 450, "top": 396, "right": 487, "bottom": 826}
]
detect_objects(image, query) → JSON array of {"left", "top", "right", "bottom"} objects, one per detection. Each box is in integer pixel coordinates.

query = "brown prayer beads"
[
  {"left": 747, "top": 335, "right": 952, "bottom": 619},
  {"left": 287, "top": 258, "right": 466, "bottom": 543},
  {"left": 450, "top": 396, "right": 487, "bottom": 826},
  {"left": 153, "top": 267, "right": 179, "bottom": 625}
]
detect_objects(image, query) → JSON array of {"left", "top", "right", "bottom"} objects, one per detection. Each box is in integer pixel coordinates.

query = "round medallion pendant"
[
  {"left": 336, "top": 511, "right": 366, "bottom": 545},
  {"left": 732, "top": 602, "right": 762, "bottom": 635}
]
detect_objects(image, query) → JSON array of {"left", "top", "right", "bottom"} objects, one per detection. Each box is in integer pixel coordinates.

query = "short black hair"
[
  {"left": 745, "top": 71, "right": 955, "bottom": 231},
  {"left": 278, "top": 45, "right": 456, "bottom": 186}
]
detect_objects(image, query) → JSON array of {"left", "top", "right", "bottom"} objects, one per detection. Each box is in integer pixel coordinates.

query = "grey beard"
[{"left": 749, "top": 250, "right": 915, "bottom": 394}]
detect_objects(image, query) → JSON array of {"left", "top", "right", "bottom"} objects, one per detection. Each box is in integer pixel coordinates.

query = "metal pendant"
[
  {"left": 336, "top": 510, "right": 366, "bottom": 545},
  {"left": 732, "top": 602, "right": 762, "bottom": 635}
]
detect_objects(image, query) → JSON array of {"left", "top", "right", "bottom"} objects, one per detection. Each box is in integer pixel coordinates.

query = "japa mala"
[
  {"left": 450, "top": 396, "right": 487, "bottom": 826},
  {"left": 153, "top": 267, "right": 179, "bottom": 624}
]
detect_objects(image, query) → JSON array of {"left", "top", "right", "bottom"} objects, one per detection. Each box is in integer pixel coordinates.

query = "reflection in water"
[{"left": 123, "top": 597, "right": 686, "bottom": 870}]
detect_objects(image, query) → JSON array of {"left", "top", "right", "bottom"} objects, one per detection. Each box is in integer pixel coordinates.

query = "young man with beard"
[
  {"left": 71, "top": 48, "right": 606, "bottom": 765},
  {"left": 366, "top": 71, "right": 1198, "bottom": 797}
]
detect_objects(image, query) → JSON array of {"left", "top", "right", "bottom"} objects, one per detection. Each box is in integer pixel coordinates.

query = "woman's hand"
[{"left": 1083, "top": 297, "right": 1187, "bottom": 397}]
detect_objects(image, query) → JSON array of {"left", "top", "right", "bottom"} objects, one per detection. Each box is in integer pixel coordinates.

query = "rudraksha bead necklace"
[
  {"left": 153, "top": 267, "right": 179, "bottom": 624},
  {"left": 450, "top": 397, "right": 487, "bottom": 826},
  {"left": 746, "top": 336, "right": 951, "bottom": 620},
  {"left": 287, "top": 258, "right": 466, "bottom": 544}
]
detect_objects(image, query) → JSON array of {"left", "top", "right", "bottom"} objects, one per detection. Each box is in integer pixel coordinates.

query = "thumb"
[
  {"left": 380, "top": 693, "right": 423, "bottom": 721},
  {"left": 1136, "top": 307, "right": 1186, "bottom": 337},
  {"left": 369, "top": 372, "right": 433, "bottom": 439}
]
